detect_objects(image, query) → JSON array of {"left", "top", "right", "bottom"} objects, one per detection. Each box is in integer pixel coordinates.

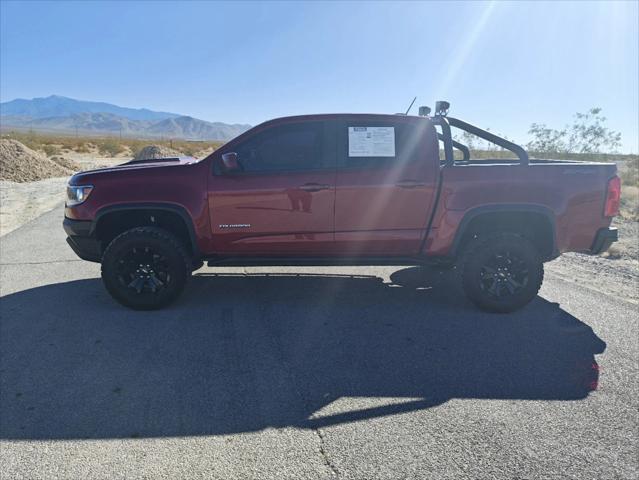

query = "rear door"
[
  {"left": 208, "top": 120, "right": 336, "bottom": 255},
  {"left": 334, "top": 117, "right": 440, "bottom": 255}
]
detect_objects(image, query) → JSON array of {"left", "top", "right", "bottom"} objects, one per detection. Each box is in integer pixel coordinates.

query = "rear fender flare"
[{"left": 449, "top": 204, "right": 558, "bottom": 259}]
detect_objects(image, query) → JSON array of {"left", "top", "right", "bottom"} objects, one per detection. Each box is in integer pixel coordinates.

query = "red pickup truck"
[{"left": 63, "top": 103, "right": 620, "bottom": 312}]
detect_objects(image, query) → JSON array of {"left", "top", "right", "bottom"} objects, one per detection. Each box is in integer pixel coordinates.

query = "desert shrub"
[
  {"left": 42, "top": 144, "right": 60, "bottom": 157},
  {"left": 98, "top": 139, "right": 124, "bottom": 157},
  {"left": 527, "top": 107, "right": 622, "bottom": 154},
  {"left": 621, "top": 157, "right": 638, "bottom": 187},
  {"left": 73, "top": 143, "right": 91, "bottom": 153},
  {"left": 180, "top": 145, "right": 197, "bottom": 157}
]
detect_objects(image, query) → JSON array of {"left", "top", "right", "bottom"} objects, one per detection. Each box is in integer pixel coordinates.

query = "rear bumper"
[
  {"left": 63, "top": 218, "right": 101, "bottom": 262},
  {"left": 590, "top": 227, "right": 618, "bottom": 255}
]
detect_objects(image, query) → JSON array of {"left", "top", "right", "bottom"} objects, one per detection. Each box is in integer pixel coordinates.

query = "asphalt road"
[{"left": 1, "top": 206, "right": 637, "bottom": 479}]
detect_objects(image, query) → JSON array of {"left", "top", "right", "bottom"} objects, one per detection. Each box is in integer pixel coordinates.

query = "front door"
[{"left": 208, "top": 120, "right": 336, "bottom": 255}]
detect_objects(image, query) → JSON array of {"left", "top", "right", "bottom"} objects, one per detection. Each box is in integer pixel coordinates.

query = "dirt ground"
[
  {"left": 0, "top": 153, "right": 125, "bottom": 235},
  {"left": 546, "top": 217, "right": 638, "bottom": 303},
  {"left": 64, "top": 151, "right": 130, "bottom": 171},
  {"left": 0, "top": 177, "right": 68, "bottom": 235}
]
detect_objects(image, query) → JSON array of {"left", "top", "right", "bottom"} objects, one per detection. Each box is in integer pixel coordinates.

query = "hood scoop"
[{"left": 121, "top": 157, "right": 182, "bottom": 166}]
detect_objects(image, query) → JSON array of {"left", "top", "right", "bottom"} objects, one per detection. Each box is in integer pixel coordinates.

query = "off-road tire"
[
  {"left": 460, "top": 232, "right": 544, "bottom": 313},
  {"left": 101, "top": 227, "right": 191, "bottom": 310}
]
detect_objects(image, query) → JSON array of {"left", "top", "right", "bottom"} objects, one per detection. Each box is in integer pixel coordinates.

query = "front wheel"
[
  {"left": 460, "top": 232, "right": 544, "bottom": 313},
  {"left": 101, "top": 227, "right": 191, "bottom": 310}
]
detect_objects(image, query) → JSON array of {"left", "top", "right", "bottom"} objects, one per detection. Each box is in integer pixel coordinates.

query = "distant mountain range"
[{"left": 0, "top": 95, "right": 251, "bottom": 141}]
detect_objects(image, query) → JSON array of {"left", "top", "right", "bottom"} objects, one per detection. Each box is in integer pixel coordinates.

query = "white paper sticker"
[{"left": 348, "top": 126, "right": 395, "bottom": 157}]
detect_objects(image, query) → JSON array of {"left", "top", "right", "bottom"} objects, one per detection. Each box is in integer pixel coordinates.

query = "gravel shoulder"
[
  {"left": 0, "top": 178, "right": 68, "bottom": 236},
  {"left": 546, "top": 218, "right": 639, "bottom": 303},
  {"left": 0, "top": 155, "right": 125, "bottom": 236}
]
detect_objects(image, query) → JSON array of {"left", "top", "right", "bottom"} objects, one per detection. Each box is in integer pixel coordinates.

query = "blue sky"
[{"left": 1, "top": 1, "right": 638, "bottom": 152}]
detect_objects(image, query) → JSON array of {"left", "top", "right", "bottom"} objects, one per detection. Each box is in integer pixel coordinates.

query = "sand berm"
[{"left": 0, "top": 139, "right": 80, "bottom": 182}]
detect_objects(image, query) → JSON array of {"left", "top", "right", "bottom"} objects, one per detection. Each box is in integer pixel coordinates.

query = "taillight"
[{"left": 604, "top": 176, "right": 621, "bottom": 217}]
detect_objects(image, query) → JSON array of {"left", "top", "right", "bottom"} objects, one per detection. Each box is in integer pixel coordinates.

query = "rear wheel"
[
  {"left": 101, "top": 227, "right": 191, "bottom": 310},
  {"left": 460, "top": 232, "right": 543, "bottom": 313}
]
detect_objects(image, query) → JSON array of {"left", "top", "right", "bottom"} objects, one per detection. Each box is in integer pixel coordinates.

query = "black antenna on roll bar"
[{"left": 404, "top": 96, "right": 417, "bottom": 115}]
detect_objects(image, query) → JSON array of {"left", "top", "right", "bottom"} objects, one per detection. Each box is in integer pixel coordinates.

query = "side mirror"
[{"left": 221, "top": 152, "right": 240, "bottom": 173}]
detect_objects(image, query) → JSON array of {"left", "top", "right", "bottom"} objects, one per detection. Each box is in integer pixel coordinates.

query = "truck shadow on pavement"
[{"left": 0, "top": 267, "right": 606, "bottom": 440}]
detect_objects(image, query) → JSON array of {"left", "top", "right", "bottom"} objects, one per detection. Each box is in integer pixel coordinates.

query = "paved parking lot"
[{"left": 1, "top": 206, "right": 637, "bottom": 479}]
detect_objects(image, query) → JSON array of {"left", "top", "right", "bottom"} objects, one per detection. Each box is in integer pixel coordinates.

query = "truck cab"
[{"left": 207, "top": 114, "right": 439, "bottom": 257}]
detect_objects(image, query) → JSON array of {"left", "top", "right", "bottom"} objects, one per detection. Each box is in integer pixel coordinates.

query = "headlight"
[{"left": 66, "top": 185, "right": 94, "bottom": 206}]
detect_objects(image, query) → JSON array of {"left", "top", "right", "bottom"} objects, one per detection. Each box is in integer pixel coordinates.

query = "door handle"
[
  {"left": 299, "top": 183, "right": 331, "bottom": 192},
  {"left": 396, "top": 180, "right": 426, "bottom": 188}
]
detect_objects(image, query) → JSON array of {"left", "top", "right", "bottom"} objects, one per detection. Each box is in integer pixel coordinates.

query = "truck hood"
[{"left": 69, "top": 156, "right": 198, "bottom": 184}]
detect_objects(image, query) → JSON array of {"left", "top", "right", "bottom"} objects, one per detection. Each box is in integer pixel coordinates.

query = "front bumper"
[
  {"left": 590, "top": 227, "right": 618, "bottom": 255},
  {"left": 63, "top": 218, "right": 101, "bottom": 262}
]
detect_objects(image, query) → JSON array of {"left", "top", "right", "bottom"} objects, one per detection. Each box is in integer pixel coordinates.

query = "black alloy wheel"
[
  {"left": 101, "top": 227, "right": 191, "bottom": 310},
  {"left": 461, "top": 232, "right": 544, "bottom": 313},
  {"left": 116, "top": 245, "right": 172, "bottom": 295},
  {"left": 478, "top": 250, "right": 530, "bottom": 299}
]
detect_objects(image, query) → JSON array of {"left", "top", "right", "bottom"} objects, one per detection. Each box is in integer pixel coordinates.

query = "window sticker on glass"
[{"left": 348, "top": 126, "right": 395, "bottom": 157}]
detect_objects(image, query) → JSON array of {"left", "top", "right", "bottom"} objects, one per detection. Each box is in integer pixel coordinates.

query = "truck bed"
[
  {"left": 425, "top": 159, "right": 617, "bottom": 257},
  {"left": 452, "top": 158, "right": 611, "bottom": 166}
]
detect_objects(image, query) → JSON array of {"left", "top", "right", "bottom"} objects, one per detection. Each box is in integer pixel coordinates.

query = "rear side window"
[
  {"left": 338, "top": 121, "right": 426, "bottom": 169},
  {"left": 234, "top": 122, "right": 325, "bottom": 173}
]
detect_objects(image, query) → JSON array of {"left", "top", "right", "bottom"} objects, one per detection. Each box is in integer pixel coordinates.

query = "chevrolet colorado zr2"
[{"left": 63, "top": 102, "right": 620, "bottom": 312}]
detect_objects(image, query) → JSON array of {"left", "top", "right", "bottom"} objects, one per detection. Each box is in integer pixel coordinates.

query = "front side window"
[{"left": 234, "top": 122, "right": 324, "bottom": 173}]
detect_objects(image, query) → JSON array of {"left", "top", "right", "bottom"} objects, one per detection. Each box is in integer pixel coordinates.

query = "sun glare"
[{"left": 433, "top": 0, "right": 497, "bottom": 100}]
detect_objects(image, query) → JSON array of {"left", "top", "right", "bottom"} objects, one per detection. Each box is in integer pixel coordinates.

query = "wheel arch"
[
  {"left": 450, "top": 204, "right": 557, "bottom": 261},
  {"left": 92, "top": 203, "right": 200, "bottom": 258}
]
